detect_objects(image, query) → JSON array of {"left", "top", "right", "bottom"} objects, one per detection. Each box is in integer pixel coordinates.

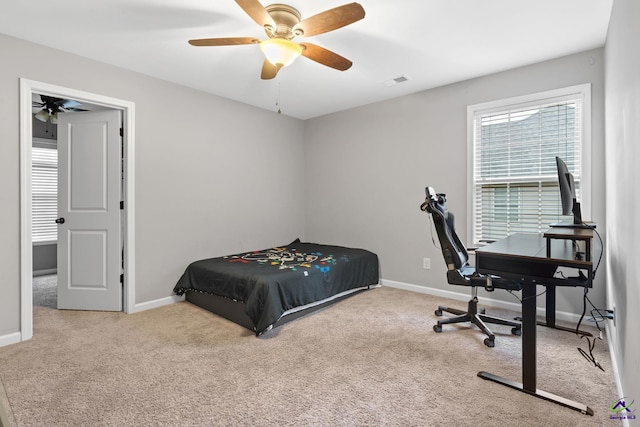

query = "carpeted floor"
[
  {"left": 0, "top": 285, "right": 621, "bottom": 426},
  {"left": 32, "top": 275, "right": 57, "bottom": 309}
]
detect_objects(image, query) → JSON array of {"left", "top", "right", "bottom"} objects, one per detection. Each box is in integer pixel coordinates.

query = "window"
[
  {"left": 468, "top": 85, "right": 591, "bottom": 245},
  {"left": 32, "top": 140, "right": 58, "bottom": 243}
]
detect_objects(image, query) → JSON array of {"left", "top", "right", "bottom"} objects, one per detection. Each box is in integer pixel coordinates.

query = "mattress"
[{"left": 174, "top": 239, "right": 379, "bottom": 334}]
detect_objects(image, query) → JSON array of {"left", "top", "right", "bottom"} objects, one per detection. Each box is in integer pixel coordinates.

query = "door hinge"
[
  {"left": 120, "top": 201, "right": 124, "bottom": 210},
  {"left": 120, "top": 273, "right": 124, "bottom": 284},
  {"left": 120, "top": 128, "right": 125, "bottom": 158}
]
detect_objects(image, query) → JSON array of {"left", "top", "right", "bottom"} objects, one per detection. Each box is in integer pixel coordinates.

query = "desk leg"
[
  {"left": 541, "top": 285, "right": 592, "bottom": 336},
  {"left": 478, "top": 284, "right": 594, "bottom": 415},
  {"left": 545, "top": 284, "right": 557, "bottom": 328},
  {"left": 522, "top": 283, "right": 537, "bottom": 389}
]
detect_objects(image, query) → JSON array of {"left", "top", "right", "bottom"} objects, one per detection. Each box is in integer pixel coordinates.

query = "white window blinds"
[
  {"left": 470, "top": 91, "right": 585, "bottom": 244},
  {"left": 32, "top": 145, "right": 58, "bottom": 243}
]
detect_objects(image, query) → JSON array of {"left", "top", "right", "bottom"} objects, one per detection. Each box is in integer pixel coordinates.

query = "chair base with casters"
[{"left": 433, "top": 288, "right": 521, "bottom": 348}]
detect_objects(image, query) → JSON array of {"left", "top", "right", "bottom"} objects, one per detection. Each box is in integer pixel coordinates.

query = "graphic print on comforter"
[{"left": 226, "top": 246, "right": 339, "bottom": 276}]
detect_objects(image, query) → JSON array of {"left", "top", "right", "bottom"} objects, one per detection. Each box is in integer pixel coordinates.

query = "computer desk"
[{"left": 474, "top": 229, "right": 598, "bottom": 416}]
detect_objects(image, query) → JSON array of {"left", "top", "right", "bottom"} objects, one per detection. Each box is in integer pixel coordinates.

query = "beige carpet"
[
  {"left": 32, "top": 275, "right": 57, "bottom": 309},
  {"left": 0, "top": 286, "right": 620, "bottom": 426}
]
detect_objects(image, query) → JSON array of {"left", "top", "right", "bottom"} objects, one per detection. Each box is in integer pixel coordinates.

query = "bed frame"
[{"left": 185, "top": 285, "right": 375, "bottom": 334}]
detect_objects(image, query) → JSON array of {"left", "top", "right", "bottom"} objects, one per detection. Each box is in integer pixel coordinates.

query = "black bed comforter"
[{"left": 173, "top": 239, "right": 379, "bottom": 334}]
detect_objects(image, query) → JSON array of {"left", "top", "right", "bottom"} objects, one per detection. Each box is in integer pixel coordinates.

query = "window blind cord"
[{"left": 575, "top": 287, "right": 605, "bottom": 371}]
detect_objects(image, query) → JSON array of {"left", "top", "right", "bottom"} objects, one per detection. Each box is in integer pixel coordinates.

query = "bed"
[{"left": 173, "top": 239, "right": 379, "bottom": 335}]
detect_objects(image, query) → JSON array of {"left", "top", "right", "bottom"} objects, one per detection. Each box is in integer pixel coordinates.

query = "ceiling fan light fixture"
[
  {"left": 260, "top": 38, "right": 303, "bottom": 67},
  {"left": 50, "top": 113, "right": 59, "bottom": 125},
  {"left": 35, "top": 109, "right": 50, "bottom": 122}
]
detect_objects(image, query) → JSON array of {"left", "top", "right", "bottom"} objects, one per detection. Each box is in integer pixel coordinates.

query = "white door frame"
[{"left": 19, "top": 78, "right": 136, "bottom": 341}]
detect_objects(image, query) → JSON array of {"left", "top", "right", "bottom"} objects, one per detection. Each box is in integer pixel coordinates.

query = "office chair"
[{"left": 420, "top": 186, "right": 521, "bottom": 347}]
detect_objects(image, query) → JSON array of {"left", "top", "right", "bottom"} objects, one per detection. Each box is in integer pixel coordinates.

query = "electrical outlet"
[
  {"left": 423, "top": 258, "right": 431, "bottom": 269},
  {"left": 613, "top": 306, "right": 616, "bottom": 327}
]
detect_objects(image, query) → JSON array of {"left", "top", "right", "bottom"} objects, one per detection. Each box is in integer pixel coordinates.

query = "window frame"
[{"left": 466, "top": 84, "right": 592, "bottom": 246}]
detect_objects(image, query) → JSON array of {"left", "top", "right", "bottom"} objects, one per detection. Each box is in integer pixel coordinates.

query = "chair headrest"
[{"left": 420, "top": 186, "right": 446, "bottom": 212}]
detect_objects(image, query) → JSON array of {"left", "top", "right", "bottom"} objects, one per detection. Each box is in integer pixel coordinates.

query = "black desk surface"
[{"left": 475, "top": 233, "right": 594, "bottom": 288}]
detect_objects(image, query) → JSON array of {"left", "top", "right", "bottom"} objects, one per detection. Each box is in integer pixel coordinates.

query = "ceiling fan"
[
  {"left": 189, "top": 0, "right": 365, "bottom": 79},
  {"left": 32, "top": 95, "right": 85, "bottom": 124}
]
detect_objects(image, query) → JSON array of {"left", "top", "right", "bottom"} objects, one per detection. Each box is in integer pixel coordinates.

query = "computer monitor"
[{"left": 555, "top": 156, "right": 583, "bottom": 226}]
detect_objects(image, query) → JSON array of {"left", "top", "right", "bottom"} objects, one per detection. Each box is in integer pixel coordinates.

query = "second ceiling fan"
[
  {"left": 189, "top": 0, "right": 365, "bottom": 79},
  {"left": 32, "top": 95, "right": 85, "bottom": 124}
]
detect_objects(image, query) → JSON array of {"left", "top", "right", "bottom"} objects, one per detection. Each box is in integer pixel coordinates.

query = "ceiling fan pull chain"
[{"left": 276, "top": 83, "right": 282, "bottom": 114}]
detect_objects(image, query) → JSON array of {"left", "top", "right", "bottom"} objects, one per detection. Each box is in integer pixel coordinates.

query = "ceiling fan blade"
[
  {"left": 189, "top": 37, "right": 259, "bottom": 46},
  {"left": 293, "top": 3, "right": 365, "bottom": 37},
  {"left": 261, "top": 59, "right": 282, "bottom": 80},
  {"left": 235, "top": 0, "right": 276, "bottom": 29},
  {"left": 300, "top": 43, "right": 352, "bottom": 71},
  {"left": 61, "top": 99, "right": 82, "bottom": 109}
]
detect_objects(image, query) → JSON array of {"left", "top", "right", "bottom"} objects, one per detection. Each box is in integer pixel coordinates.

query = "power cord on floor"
[{"left": 575, "top": 287, "right": 605, "bottom": 371}]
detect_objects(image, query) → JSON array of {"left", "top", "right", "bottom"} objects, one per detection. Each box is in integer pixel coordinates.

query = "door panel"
[
  {"left": 57, "top": 110, "right": 122, "bottom": 311},
  {"left": 70, "top": 128, "right": 108, "bottom": 210},
  {"left": 69, "top": 231, "right": 107, "bottom": 288}
]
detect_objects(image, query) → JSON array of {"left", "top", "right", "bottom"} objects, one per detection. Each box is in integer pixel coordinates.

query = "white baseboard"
[
  {"left": 605, "top": 322, "right": 629, "bottom": 427},
  {"left": 0, "top": 332, "right": 21, "bottom": 348},
  {"left": 33, "top": 268, "right": 57, "bottom": 277},
  {"left": 380, "top": 279, "right": 586, "bottom": 325},
  {"left": 131, "top": 295, "right": 184, "bottom": 313}
]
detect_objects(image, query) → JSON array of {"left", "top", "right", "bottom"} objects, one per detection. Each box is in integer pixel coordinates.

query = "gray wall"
[
  {"left": 32, "top": 116, "right": 57, "bottom": 140},
  {"left": 0, "top": 33, "right": 305, "bottom": 336},
  {"left": 604, "top": 0, "right": 640, "bottom": 408},
  {"left": 304, "top": 49, "right": 606, "bottom": 316},
  {"left": 32, "top": 244, "right": 56, "bottom": 275}
]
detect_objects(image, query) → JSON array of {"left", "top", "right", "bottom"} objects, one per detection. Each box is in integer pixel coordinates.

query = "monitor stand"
[
  {"left": 550, "top": 201, "right": 595, "bottom": 228},
  {"left": 549, "top": 221, "right": 596, "bottom": 229}
]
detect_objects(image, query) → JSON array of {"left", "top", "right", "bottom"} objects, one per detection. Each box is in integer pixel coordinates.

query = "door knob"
[{"left": 55, "top": 217, "right": 65, "bottom": 224}]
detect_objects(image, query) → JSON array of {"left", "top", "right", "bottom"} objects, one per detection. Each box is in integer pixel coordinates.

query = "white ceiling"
[{"left": 1, "top": 0, "right": 613, "bottom": 120}]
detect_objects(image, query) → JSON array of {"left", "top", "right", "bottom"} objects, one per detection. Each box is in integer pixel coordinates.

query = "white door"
[{"left": 56, "top": 110, "right": 122, "bottom": 311}]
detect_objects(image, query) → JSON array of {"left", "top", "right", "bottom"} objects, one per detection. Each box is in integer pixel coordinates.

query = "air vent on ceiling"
[{"left": 382, "top": 75, "right": 411, "bottom": 87}]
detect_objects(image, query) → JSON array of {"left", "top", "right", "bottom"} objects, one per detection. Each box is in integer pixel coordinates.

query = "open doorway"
[
  {"left": 31, "top": 94, "right": 119, "bottom": 310},
  {"left": 19, "top": 79, "right": 137, "bottom": 342},
  {"left": 31, "top": 112, "right": 58, "bottom": 308}
]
